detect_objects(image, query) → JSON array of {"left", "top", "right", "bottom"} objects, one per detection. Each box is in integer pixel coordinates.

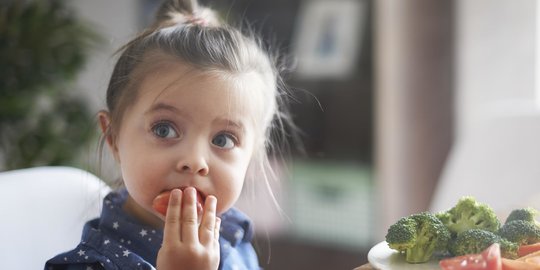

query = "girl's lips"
[{"left": 152, "top": 188, "right": 204, "bottom": 219}]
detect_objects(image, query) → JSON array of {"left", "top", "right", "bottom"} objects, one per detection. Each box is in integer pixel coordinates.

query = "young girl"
[{"left": 45, "top": 0, "right": 294, "bottom": 269}]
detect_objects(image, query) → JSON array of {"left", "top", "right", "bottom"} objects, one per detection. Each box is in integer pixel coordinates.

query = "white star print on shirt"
[
  {"left": 234, "top": 230, "right": 243, "bottom": 240},
  {"left": 46, "top": 191, "right": 259, "bottom": 270}
]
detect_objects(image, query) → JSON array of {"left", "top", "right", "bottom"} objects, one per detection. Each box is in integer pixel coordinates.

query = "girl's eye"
[
  {"left": 212, "top": 133, "right": 236, "bottom": 149},
  {"left": 151, "top": 122, "right": 179, "bottom": 139}
]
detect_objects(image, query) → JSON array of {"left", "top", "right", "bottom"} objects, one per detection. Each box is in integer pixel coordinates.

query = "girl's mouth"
[{"left": 152, "top": 188, "right": 204, "bottom": 220}]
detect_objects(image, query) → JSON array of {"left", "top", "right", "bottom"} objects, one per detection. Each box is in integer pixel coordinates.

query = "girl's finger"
[
  {"left": 162, "top": 189, "right": 182, "bottom": 244},
  {"left": 199, "top": 195, "right": 217, "bottom": 245},
  {"left": 180, "top": 187, "right": 199, "bottom": 243},
  {"left": 214, "top": 217, "right": 221, "bottom": 244}
]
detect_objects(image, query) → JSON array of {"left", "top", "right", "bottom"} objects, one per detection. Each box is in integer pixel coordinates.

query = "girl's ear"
[{"left": 98, "top": 110, "right": 120, "bottom": 162}]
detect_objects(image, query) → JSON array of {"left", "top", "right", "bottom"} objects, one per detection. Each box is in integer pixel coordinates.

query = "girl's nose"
[
  {"left": 177, "top": 159, "right": 209, "bottom": 175},
  {"left": 176, "top": 145, "right": 209, "bottom": 176}
]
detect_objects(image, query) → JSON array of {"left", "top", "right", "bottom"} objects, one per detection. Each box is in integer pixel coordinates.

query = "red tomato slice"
[
  {"left": 151, "top": 189, "right": 205, "bottom": 217},
  {"left": 440, "top": 243, "right": 502, "bottom": 270},
  {"left": 519, "top": 243, "right": 540, "bottom": 258},
  {"left": 152, "top": 191, "right": 171, "bottom": 216}
]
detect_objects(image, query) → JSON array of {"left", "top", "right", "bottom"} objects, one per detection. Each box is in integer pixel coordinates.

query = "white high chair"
[
  {"left": 430, "top": 102, "right": 540, "bottom": 218},
  {"left": 0, "top": 166, "right": 111, "bottom": 270}
]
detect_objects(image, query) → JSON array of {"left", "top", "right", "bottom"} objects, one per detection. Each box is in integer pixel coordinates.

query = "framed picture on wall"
[{"left": 291, "top": 0, "right": 367, "bottom": 80}]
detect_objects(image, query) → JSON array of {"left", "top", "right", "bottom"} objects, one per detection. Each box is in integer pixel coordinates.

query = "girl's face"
[{"left": 104, "top": 62, "right": 265, "bottom": 227}]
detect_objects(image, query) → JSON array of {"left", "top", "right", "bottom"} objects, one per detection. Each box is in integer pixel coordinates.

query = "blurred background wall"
[
  {"left": 374, "top": 0, "right": 453, "bottom": 241},
  {"left": 2, "top": 0, "right": 540, "bottom": 269},
  {"left": 376, "top": 0, "right": 539, "bottom": 240}
]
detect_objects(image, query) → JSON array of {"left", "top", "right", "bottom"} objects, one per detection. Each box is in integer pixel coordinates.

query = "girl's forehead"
[
  {"left": 135, "top": 63, "right": 270, "bottom": 125},
  {"left": 139, "top": 64, "right": 262, "bottom": 101}
]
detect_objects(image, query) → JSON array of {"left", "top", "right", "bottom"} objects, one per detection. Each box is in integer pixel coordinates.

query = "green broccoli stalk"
[
  {"left": 385, "top": 212, "right": 451, "bottom": 263},
  {"left": 449, "top": 229, "right": 518, "bottom": 259},
  {"left": 498, "top": 220, "right": 540, "bottom": 245},
  {"left": 505, "top": 207, "right": 540, "bottom": 226},
  {"left": 436, "top": 196, "right": 501, "bottom": 237}
]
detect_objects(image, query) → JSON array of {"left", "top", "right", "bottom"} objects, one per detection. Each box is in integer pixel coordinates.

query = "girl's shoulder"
[
  {"left": 44, "top": 242, "right": 115, "bottom": 270},
  {"left": 44, "top": 222, "right": 158, "bottom": 270},
  {"left": 220, "top": 207, "right": 254, "bottom": 246},
  {"left": 45, "top": 239, "right": 156, "bottom": 270},
  {"left": 218, "top": 208, "right": 261, "bottom": 270},
  {"left": 45, "top": 190, "right": 158, "bottom": 270}
]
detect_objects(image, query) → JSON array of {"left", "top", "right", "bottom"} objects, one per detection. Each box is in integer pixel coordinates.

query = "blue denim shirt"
[{"left": 45, "top": 189, "right": 260, "bottom": 270}]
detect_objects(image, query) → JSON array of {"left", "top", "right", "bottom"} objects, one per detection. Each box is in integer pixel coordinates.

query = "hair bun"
[
  {"left": 155, "top": 0, "right": 220, "bottom": 27},
  {"left": 168, "top": 8, "right": 220, "bottom": 27}
]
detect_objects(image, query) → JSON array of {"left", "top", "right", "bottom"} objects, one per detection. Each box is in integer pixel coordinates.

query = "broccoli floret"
[
  {"left": 385, "top": 212, "right": 451, "bottom": 263},
  {"left": 505, "top": 207, "right": 540, "bottom": 226},
  {"left": 437, "top": 196, "right": 501, "bottom": 237},
  {"left": 386, "top": 217, "right": 417, "bottom": 251},
  {"left": 498, "top": 220, "right": 540, "bottom": 245},
  {"left": 435, "top": 211, "right": 451, "bottom": 225},
  {"left": 449, "top": 229, "right": 519, "bottom": 259},
  {"left": 499, "top": 237, "right": 520, "bottom": 259}
]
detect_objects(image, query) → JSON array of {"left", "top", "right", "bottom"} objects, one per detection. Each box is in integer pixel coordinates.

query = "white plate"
[{"left": 368, "top": 241, "right": 442, "bottom": 270}]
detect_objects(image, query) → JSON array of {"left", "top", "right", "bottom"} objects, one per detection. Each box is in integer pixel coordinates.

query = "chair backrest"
[
  {"left": 0, "top": 166, "right": 111, "bottom": 270},
  {"left": 430, "top": 104, "right": 540, "bottom": 218}
]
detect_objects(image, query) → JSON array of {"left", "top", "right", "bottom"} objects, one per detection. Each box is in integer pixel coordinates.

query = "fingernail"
[{"left": 171, "top": 189, "right": 182, "bottom": 199}]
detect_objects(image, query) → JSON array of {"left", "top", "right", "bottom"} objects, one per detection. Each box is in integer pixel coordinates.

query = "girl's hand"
[{"left": 157, "top": 188, "right": 221, "bottom": 270}]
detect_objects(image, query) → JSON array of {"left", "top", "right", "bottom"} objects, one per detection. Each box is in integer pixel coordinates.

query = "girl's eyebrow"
[
  {"left": 146, "top": 102, "right": 245, "bottom": 131},
  {"left": 144, "top": 102, "right": 192, "bottom": 120},
  {"left": 214, "top": 117, "right": 245, "bottom": 132}
]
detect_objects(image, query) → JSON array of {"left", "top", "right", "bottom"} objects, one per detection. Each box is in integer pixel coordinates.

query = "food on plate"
[
  {"left": 502, "top": 250, "right": 540, "bottom": 270},
  {"left": 501, "top": 257, "right": 540, "bottom": 270},
  {"left": 382, "top": 196, "right": 540, "bottom": 266},
  {"left": 505, "top": 207, "right": 540, "bottom": 226},
  {"left": 440, "top": 243, "right": 540, "bottom": 270},
  {"left": 518, "top": 243, "right": 540, "bottom": 257},
  {"left": 436, "top": 196, "right": 501, "bottom": 237},
  {"left": 440, "top": 243, "right": 502, "bottom": 270},
  {"left": 517, "top": 250, "right": 540, "bottom": 264},
  {"left": 498, "top": 220, "right": 540, "bottom": 246},
  {"left": 385, "top": 212, "right": 451, "bottom": 263},
  {"left": 151, "top": 189, "right": 204, "bottom": 218},
  {"left": 448, "top": 229, "right": 518, "bottom": 259}
]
